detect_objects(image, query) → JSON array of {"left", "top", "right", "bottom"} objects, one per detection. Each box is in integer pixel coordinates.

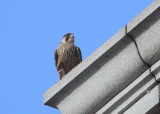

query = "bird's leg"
[{"left": 58, "top": 68, "right": 65, "bottom": 80}]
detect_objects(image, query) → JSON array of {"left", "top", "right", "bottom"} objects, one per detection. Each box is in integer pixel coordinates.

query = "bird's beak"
[{"left": 70, "top": 34, "right": 74, "bottom": 38}]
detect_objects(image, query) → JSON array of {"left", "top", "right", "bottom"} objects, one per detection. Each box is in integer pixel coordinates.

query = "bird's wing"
[
  {"left": 76, "top": 47, "right": 82, "bottom": 62},
  {"left": 54, "top": 50, "right": 58, "bottom": 69}
]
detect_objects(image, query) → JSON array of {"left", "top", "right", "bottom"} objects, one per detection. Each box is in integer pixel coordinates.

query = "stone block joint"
[
  {"left": 125, "top": 25, "right": 158, "bottom": 82},
  {"left": 125, "top": 25, "right": 150, "bottom": 68}
]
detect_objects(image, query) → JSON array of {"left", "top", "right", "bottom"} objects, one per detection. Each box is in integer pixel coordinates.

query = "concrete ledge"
[
  {"left": 124, "top": 85, "right": 159, "bottom": 114},
  {"left": 96, "top": 58, "right": 160, "bottom": 114},
  {"left": 44, "top": 30, "right": 149, "bottom": 114},
  {"left": 96, "top": 68, "right": 158, "bottom": 114},
  {"left": 127, "top": 0, "right": 160, "bottom": 65},
  {"left": 44, "top": 0, "right": 160, "bottom": 113},
  {"left": 151, "top": 60, "right": 160, "bottom": 82},
  {"left": 43, "top": 27, "right": 126, "bottom": 106},
  {"left": 127, "top": 0, "right": 160, "bottom": 33}
]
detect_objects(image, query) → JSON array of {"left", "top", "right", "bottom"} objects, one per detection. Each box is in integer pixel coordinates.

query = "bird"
[{"left": 54, "top": 33, "right": 82, "bottom": 80}]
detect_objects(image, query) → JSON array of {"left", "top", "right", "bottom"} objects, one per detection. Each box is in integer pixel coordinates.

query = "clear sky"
[{"left": 0, "top": 0, "right": 155, "bottom": 114}]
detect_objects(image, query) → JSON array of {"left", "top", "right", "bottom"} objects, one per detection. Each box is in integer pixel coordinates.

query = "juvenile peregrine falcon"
[{"left": 54, "top": 33, "right": 82, "bottom": 79}]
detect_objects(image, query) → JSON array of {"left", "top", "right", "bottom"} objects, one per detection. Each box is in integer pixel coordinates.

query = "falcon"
[{"left": 54, "top": 33, "right": 82, "bottom": 79}]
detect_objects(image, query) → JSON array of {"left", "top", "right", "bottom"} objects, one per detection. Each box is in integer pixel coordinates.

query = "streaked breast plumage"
[{"left": 54, "top": 33, "right": 82, "bottom": 79}]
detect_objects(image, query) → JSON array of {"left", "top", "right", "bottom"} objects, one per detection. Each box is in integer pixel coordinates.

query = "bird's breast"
[
  {"left": 57, "top": 44, "right": 77, "bottom": 61},
  {"left": 57, "top": 43, "right": 81, "bottom": 74}
]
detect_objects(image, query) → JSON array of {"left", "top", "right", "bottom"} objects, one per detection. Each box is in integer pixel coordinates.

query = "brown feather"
[
  {"left": 54, "top": 50, "right": 58, "bottom": 68},
  {"left": 55, "top": 43, "right": 82, "bottom": 79}
]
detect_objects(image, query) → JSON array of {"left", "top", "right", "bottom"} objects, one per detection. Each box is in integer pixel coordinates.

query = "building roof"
[{"left": 43, "top": 0, "right": 160, "bottom": 113}]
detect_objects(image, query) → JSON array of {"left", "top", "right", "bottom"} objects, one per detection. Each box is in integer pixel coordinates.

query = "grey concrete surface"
[
  {"left": 127, "top": 0, "right": 160, "bottom": 33},
  {"left": 151, "top": 60, "right": 160, "bottom": 82},
  {"left": 96, "top": 69, "right": 157, "bottom": 114},
  {"left": 124, "top": 85, "right": 159, "bottom": 114},
  {"left": 128, "top": 8, "right": 160, "bottom": 65}
]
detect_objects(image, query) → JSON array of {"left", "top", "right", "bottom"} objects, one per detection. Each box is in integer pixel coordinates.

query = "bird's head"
[{"left": 62, "top": 33, "right": 74, "bottom": 43}]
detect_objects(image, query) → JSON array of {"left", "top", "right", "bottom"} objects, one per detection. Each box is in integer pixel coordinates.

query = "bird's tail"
[{"left": 58, "top": 68, "right": 65, "bottom": 80}]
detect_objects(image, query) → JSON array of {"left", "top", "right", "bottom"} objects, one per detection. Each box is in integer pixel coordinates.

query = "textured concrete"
[
  {"left": 151, "top": 60, "right": 160, "bottom": 82},
  {"left": 124, "top": 85, "right": 159, "bottom": 114},
  {"left": 127, "top": 1, "right": 160, "bottom": 65},
  {"left": 127, "top": 0, "right": 160, "bottom": 33},
  {"left": 96, "top": 69, "right": 157, "bottom": 114},
  {"left": 44, "top": 0, "right": 160, "bottom": 113}
]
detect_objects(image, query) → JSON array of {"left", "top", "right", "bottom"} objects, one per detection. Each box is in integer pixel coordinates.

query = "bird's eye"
[{"left": 66, "top": 37, "right": 69, "bottom": 41}]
